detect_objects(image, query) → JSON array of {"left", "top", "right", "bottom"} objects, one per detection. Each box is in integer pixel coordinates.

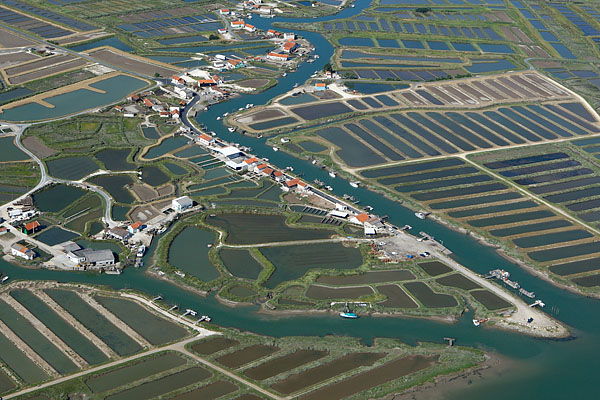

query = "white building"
[
  {"left": 11, "top": 243, "right": 35, "bottom": 260},
  {"left": 68, "top": 248, "right": 115, "bottom": 268},
  {"left": 197, "top": 133, "right": 214, "bottom": 147},
  {"left": 172, "top": 196, "right": 193, "bottom": 211}
]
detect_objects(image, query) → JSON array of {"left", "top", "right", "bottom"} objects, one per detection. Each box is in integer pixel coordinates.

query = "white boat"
[
  {"left": 216, "top": 116, "right": 221, "bottom": 120},
  {"left": 1, "top": 276, "right": 8, "bottom": 283},
  {"left": 273, "top": 146, "right": 279, "bottom": 151},
  {"left": 105, "top": 269, "right": 121, "bottom": 275},
  {"left": 349, "top": 181, "right": 359, "bottom": 188},
  {"left": 329, "top": 170, "right": 336, "bottom": 178},
  {"left": 282, "top": 72, "right": 287, "bottom": 77},
  {"left": 415, "top": 212, "right": 430, "bottom": 219},
  {"left": 293, "top": 83, "right": 299, "bottom": 88},
  {"left": 311, "top": 159, "right": 317, "bottom": 165},
  {"left": 325, "top": 185, "right": 333, "bottom": 191},
  {"left": 238, "top": 107, "right": 244, "bottom": 111},
  {"left": 280, "top": 137, "right": 290, "bottom": 143},
  {"left": 285, "top": 166, "right": 294, "bottom": 172},
  {"left": 136, "top": 245, "right": 145, "bottom": 258},
  {"left": 223, "top": 112, "right": 229, "bottom": 117},
  {"left": 228, "top": 127, "right": 236, "bottom": 132}
]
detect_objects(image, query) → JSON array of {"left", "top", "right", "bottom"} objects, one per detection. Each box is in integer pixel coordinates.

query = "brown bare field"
[
  {"left": 0, "top": 52, "right": 38, "bottom": 69},
  {"left": 22, "top": 136, "right": 57, "bottom": 158},
  {"left": 237, "top": 108, "right": 286, "bottom": 124},
  {"left": 157, "top": 183, "right": 175, "bottom": 197},
  {"left": 88, "top": 47, "right": 180, "bottom": 77},
  {"left": 0, "top": 28, "right": 36, "bottom": 48},
  {"left": 8, "top": 59, "right": 88, "bottom": 84},
  {"left": 129, "top": 204, "right": 161, "bottom": 222},
  {"left": 4, "top": 54, "right": 76, "bottom": 76},
  {"left": 131, "top": 183, "right": 158, "bottom": 202},
  {"left": 237, "top": 79, "right": 270, "bottom": 88}
]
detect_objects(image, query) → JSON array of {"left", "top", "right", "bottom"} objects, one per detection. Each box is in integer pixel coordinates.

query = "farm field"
[{"left": 10, "top": 321, "right": 483, "bottom": 400}]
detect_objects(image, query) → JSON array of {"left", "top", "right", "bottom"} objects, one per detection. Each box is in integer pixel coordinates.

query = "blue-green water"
[
  {"left": 1, "top": 2, "right": 599, "bottom": 398},
  {"left": 0, "top": 75, "right": 147, "bottom": 122}
]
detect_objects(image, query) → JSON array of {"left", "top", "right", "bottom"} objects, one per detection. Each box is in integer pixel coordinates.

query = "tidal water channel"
[{"left": 3, "top": 1, "right": 600, "bottom": 398}]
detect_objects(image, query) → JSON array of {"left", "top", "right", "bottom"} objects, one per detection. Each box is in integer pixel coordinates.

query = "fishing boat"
[
  {"left": 329, "top": 170, "right": 336, "bottom": 178},
  {"left": 415, "top": 211, "right": 430, "bottom": 219},
  {"left": 339, "top": 303, "right": 358, "bottom": 319},
  {"left": 228, "top": 127, "right": 236, "bottom": 132},
  {"left": 136, "top": 245, "right": 145, "bottom": 258},
  {"left": 272, "top": 146, "right": 279, "bottom": 152},
  {"left": 349, "top": 181, "right": 360, "bottom": 188},
  {"left": 473, "top": 318, "right": 488, "bottom": 327}
]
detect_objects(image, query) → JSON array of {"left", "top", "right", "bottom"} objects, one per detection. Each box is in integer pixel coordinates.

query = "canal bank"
[{"left": 2, "top": 2, "right": 600, "bottom": 399}]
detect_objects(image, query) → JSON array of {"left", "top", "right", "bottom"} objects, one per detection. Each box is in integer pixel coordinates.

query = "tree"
[
  {"left": 415, "top": 7, "right": 431, "bottom": 13},
  {"left": 209, "top": 34, "right": 219, "bottom": 40},
  {"left": 323, "top": 62, "right": 333, "bottom": 72},
  {"left": 154, "top": 72, "right": 160, "bottom": 78}
]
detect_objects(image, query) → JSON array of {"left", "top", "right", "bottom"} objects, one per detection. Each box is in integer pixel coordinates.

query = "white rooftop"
[{"left": 217, "top": 146, "right": 242, "bottom": 157}]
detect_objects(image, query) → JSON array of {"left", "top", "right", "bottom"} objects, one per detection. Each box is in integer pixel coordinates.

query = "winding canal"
[{"left": 3, "top": 2, "right": 600, "bottom": 398}]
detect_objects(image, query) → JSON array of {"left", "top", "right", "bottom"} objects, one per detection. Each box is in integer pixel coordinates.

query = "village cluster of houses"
[{"left": 220, "top": 0, "right": 278, "bottom": 18}]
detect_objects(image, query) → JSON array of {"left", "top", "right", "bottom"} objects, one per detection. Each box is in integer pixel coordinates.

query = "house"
[
  {"left": 266, "top": 29, "right": 278, "bottom": 37},
  {"left": 254, "top": 163, "right": 268, "bottom": 172},
  {"left": 105, "top": 227, "right": 130, "bottom": 241},
  {"left": 114, "top": 105, "right": 123, "bottom": 112},
  {"left": 244, "top": 24, "right": 256, "bottom": 33},
  {"left": 212, "top": 75, "right": 223, "bottom": 84},
  {"left": 315, "top": 82, "right": 327, "bottom": 91},
  {"left": 198, "top": 79, "right": 217, "bottom": 87},
  {"left": 174, "top": 86, "right": 191, "bottom": 100},
  {"left": 159, "top": 111, "right": 170, "bottom": 118},
  {"left": 22, "top": 220, "right": 40, "bottom": 235},
  {"left": 261, "top": 167, "right": 273, "bottom": 177},
  {"left": 350, "top": 212, "right": 370, "bottom": 225},
  {"left": 172, "top": 196, "right": 193, "bottom": 212},
  {"left": 227, "top": 59, "right": 244, "bottom": 69},
  {"left": 272, "top": 170, "right": 284, "bottom": 181},
  {"left": 143, "top": 98, "right": 153, "bottom": 108},
  {"left": 128, "top": 94, "right": 140, "bottom": 102},
  {"left": 218, "top": 28, "right": 227, "bottom": 34},
  {"left": 171, "top": 109, "right": 180, "bottom": 119},
  {"left": 231, "top": 20, "right": 245, "bottom": 29},
  {"left": 283, "top": 32, "right": 296, "bottom": 40},
  {"left": 0, "top": 227, "right": 8, "bottom": 235},
  {"left": 128, "top": 222, "right": 143, "bottom": 234},
  {"left": 171, "top": 75, "right": 184, "bottom": 85},
  {"left": 285, "top": 178, "right": 300, "bottom": 189},
  {"left": 267, "top": 52, "right": 289, "bottom": 62},
  {"left": 219, "top": 8, "right": 230, "bottom": 15},
  {"left": 244, "top": 157, "right": 258, "bottom": 167},
  {"left": 11, "top": 243, "right": 35, "bottom": 260},
  {"left": 283, "top": 40, "right": 297, "bottom": 53},
  {"left": 197, "top": 133, "right": 214, "bottom": 146}
]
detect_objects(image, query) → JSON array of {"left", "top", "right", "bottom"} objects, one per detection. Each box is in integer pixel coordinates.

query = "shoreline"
[{"left": 388, "top": 352, "right": 511, "bottom": 400}]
